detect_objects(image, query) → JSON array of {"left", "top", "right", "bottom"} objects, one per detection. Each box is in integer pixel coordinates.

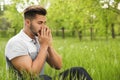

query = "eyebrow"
[{"left": 38, "top": 21, "right": 46, "bottom": 23}]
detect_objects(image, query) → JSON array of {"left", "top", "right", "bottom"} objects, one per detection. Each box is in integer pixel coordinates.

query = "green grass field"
[{"left": 0, "top": 37, "right": 120, "bottom": 80}]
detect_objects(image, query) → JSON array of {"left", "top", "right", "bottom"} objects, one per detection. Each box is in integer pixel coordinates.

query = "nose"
[
  {"left": 41, "top": 22, "right": 46, "bottom": 26},
  {"left": 40, "top": 25, "right": 46, "bottom": 30}
]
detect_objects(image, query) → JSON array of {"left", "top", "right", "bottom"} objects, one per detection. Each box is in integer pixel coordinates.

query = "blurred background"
[
  {"left": 0, "top": 0, "right": 120, "bottom": 80},
  {"left": 0, "top": 0, "right": 120, "bottom": 40}
]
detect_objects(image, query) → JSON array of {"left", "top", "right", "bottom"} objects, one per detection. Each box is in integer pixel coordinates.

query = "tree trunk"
[
  {"left": 61, "top": 27, "right": 65, "bottom": 39},
  {"left": 72, "top": 30, "right": 75, "bottom": 37},
  {"left": 78, "top": 30, "right": 82, "bottom": 40},
  {"left": 111, "top": 23, "right": 115, "bottom": 39}
]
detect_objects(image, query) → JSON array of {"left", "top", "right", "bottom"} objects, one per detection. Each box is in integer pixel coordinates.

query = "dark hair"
[{"left": 23, "top": 5, "right": 47, "bottom": 20}]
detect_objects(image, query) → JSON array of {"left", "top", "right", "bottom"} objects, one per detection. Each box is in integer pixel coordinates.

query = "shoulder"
[
  {"left": 5, "top": 34, "right": 28, "bottom": 60},
  {"left": 6, "top": 35, "right": 23, "bottom": 46},
  {"left": 5, "top": 33, "right": 28, "bottom": 52}
]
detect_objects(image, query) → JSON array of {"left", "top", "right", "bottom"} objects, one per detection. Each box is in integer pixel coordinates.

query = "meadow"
[{"left": 0, "top": 37, "right": 120, "bottom": 80}]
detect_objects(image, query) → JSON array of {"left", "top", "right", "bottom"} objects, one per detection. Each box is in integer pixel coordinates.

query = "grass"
[{"left": 0, "top": 37, "right": 120, "bottom": 80}]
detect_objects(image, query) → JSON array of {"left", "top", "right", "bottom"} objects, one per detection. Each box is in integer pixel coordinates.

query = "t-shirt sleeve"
[{"left": 5, "top": 40, "right": 28, "bottom": 60}]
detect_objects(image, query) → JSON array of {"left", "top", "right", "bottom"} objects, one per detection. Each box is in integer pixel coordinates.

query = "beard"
[{"left": 30, "top": 23, "right": 38, "bottom": 36}]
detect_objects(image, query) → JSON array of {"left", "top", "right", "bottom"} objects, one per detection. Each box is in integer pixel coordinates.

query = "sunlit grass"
[
  {"left": 45, "top": 37, "right": 120, "bottom": 80},
  {"left": 0, "top": 37, "right": 120, "bottom": 80}
]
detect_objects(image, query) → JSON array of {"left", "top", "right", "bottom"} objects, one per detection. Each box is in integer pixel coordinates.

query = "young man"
[{"left": 5, "top": 5, "right": 92, "bottom": 80}]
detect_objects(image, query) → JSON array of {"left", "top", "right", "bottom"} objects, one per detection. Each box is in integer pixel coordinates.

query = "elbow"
[
  {"left": 55, "top": 59, "right": 62, "bottom": 70},
  {"left": 51, "top": 63, "right": 62, "bottom": 70},
  {"left": 55, "top": 65, "right": 62, "bottom": 70},
  {"left": 58, "top": 56, "right": 62, "bottom": 70}
]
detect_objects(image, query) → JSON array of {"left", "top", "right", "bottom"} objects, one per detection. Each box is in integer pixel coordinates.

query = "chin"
[{"left": 32, "top": 32, "right": 38, "bottom": 36}]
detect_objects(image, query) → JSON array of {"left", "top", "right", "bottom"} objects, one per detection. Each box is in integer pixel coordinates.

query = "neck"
[{"left": 23, "top": 28, "right": 35, "bottom": 39}]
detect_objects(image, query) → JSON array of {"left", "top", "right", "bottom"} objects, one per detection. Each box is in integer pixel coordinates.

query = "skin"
[{"left": 11, "top": 14, "right": 62, "bottom": 76}]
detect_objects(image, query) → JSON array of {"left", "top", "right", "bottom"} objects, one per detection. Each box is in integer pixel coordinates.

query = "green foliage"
[
  {"left": 47, "top": 0, "right": 120, "bottom": 36},
  {"left": 4, "top": 4, "right": 23, "bottom": 34},
  {"left": 1, "top": 0, "right": 120, "bottom": 37},
  {"left": 0, "top": 17, "right": 10, "bottom": 30}
]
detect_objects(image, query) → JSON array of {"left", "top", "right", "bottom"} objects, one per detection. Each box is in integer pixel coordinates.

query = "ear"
[{"left": 25, "top": 19, "right": 31, "bottom": 26}]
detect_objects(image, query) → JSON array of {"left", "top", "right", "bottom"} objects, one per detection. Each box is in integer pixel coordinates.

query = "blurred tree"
[
  {"left": 3, "top": 0, "right": 50, "bottom": 35},
  {"left": 47, "top": 0, "right": 101, "bottom": 40},
  {"left": 1, "top": 0, "right": 120, "bottom": 39},
  {"left": 98, "top": 0, "right": 120, "bottom": 39},
  {"left": 0, "top": 3, "right": 10, "bottom": 37},
  {"left": 4, "top": 4, "right": 23, "bottom": 35}
]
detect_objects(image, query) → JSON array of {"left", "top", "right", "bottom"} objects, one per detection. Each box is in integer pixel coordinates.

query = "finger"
[
  {"left": 37, "top": 32, "right": 40, "bottom": 36},
  {"left": 48, "top": 29, "right": 51, "bottom": 37},
  {"left": 45, "top": 25, "right": 49, "bottom": 29},
  {"left": 46, "top": 28, "right": 49, "bottom": 36},
  {"left": 38, "top": 30, "right": 41, "bottom": 36},
  {"left": 41, "top": 27, "right": 44, "bottom": 36},
  {"left": 43, "top": 27, "right": 46, "bottom": 36},
  {"left": 37, "top": 32, "right": 41, "bottom": 40},
  {"left": 39, "top": 27, "right": 42, "bottom": 35},
  {"left": 37, "top": 33, "right": 41, "bottom": 42}
]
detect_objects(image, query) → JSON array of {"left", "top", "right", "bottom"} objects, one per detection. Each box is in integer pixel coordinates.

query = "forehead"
[{"left": 34, "top": 14, "right": 46, "bottom": 21}]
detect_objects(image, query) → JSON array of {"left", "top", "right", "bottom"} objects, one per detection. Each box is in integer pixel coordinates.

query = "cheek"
[
  {"left": 33, "top": 23, "right": 38, "bottom": 29},
  {"left": 35, "top": 24, "right": 42, "bottom": 32},
  {"left": 32, "top": 22, "right": 42, "bottom": 31}
]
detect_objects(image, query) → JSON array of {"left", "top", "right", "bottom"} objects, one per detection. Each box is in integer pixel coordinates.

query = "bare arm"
[
  {"left": 47, "top": 46, "right": 62, "bottom": 70},
  {"left": 11, "top": 45, "right": 48, "bottom": 75},
  {"left": 46, "top": 28, "right": 62, "bottom": 69},
  {"left": 11, "top": 27, "right": 51, "bottom": 76}
]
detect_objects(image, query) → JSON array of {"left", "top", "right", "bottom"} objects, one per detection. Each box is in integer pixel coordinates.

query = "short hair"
[{"left": 23, "top": 5, "right": 47, "bottom": 20}]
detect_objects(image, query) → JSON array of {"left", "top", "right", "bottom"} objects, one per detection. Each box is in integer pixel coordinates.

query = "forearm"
[
  {"left": 11, "top": 45, "right": 48, "bottom": 77},
  {"left": 30, "top": 45, "right": 48, "bottom": 75},
  {"left": 30, "top": 26, "right": 52, "bottom": 75},
  {"left": 47, "top": 46, "right": 62, "bottom": 69}
]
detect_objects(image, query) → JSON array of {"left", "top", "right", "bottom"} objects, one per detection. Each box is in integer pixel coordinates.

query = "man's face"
[{"left": 29, "top": 14, "right": 46, "bottom": 36}]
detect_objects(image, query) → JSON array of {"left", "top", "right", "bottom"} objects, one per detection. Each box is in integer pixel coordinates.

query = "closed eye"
[
  {"left": 38, "top": 21, "right": 46, "bottom": 25},
  {"left": 38, "top": 21, "right": 43, "bottom": 24}
]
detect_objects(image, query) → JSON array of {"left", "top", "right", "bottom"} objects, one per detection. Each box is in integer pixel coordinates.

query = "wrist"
[
  {"left": 47, "top": 45, "right": 54, "bottom": 53},
  {"left": 40, "top": 44, "right": 49, "bottom": 50},
  {"left": 49, "top": 43, "right": 52, "bottom": 47},
  {"left": 48, "top": 44, "right": 53, "bottom": 49}
]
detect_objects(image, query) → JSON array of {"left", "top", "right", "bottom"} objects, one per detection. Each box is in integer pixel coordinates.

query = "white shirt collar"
[{"left": 19, "top": 30, "right": 33, "bottom": 42}]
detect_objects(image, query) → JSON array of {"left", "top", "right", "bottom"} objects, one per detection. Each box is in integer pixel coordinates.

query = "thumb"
[{"left": 37, "top": 33, "right": 40, "bottom": 37}]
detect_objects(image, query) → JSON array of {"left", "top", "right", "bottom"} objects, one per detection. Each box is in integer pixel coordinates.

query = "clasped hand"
[{"left": 37, "top": 26, "right": 52, "bottom": 47}]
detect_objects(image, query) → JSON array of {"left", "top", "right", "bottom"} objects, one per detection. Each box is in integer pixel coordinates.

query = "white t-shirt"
[{"left": 5, "top": 30, "right": 45, "bottom": 76}]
